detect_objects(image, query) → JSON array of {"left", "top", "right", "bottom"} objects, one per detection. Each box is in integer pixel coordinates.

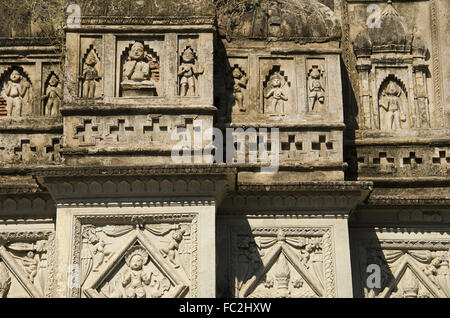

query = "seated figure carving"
[{"left": 121, "top": 42, "right": 159, "bottom": 96}]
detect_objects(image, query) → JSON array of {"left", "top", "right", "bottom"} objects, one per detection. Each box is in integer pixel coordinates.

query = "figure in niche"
[
  {"left": 264, "top": 72, "right": 288, "bottom": 114},
  {"left": 379, "top": 81, "right": 407, "bottom": 130},
  {"left": 122, "top": 246, "right": 152, "bottom": 298},
  {"left": 308, "top": 65, "right": 326, "bottom": 111},
  {"left": 160, "top": 228, "right": 185, "bottom": 268},
  {"left": 2, "top": 70, "right": 31, "bottom": 117},
  {"left": 178, "top": 47, "right": 203, "bottom": 97},
  {"left": 80, "top": 51, "right": 101, "bottom": 98},
  {"left": 231, "top": 67, "right": 248, "bottom": 112},
  {"left": 41, "top": 74, "right": 62, "bottom": 117}
]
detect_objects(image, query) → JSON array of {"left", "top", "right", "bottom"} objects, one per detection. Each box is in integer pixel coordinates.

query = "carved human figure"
[
  {"left": 160, "top": 229, "right": 185, "bottom": 268},
  {"left": 80, "top": 51, "right": 101, "bottom": 98},
  {"left": 178, "top": 47, "right": 203, "bottom": 96},
  {"left": 265, "top": 73, "right": 288, "bottom": 114},
  {"left": 88, "top": 231, "right": 109, "bottom": 270},
  {"left": 122, "top": 42, "right": 157, "bottom": 87},
  {"left": 20, "top": 251, "right": 39, "bottom": 283},
  {"left": 122, "top": 246, "right": 152, "bottom": 298},
  {"left": 308, "top": 65, "right": 325, "bottom": 111},
  {"left": 379, "top": 81, "right": 407, "bottom": 130},
  {"left": 232, "top": 67, "right": 248, "bottom": 112},
  {"left": 3, "top": 70, "right": 31, "bottom": 117},
  {"left": 41, "top": 74, "right": 62, "bottom": 117}
]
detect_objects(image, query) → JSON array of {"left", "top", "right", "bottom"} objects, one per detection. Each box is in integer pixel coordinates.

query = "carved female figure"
[
  {"left": 41, "top": 75, "right": 62, "bottom": 117},
  {"left": 80, "top": 51, "right": 101, "bottom": 98},
  {"left": 265, "top": 73, "right": 288, "bottom": 114},
  {"left": 122, "top": 246, "right": 152, "bottom": 298},
  {"left": 379, "top": 81, "right": 407, "bottom": 130},
  {"left": 232, "top": 67, "right": 248, "bottom": 112},
  {"left": 178, "top": 47, "right": 203, "bottom": 96},
  {"left": 3, "top": 70, "right": 31, "bottom": 117}
]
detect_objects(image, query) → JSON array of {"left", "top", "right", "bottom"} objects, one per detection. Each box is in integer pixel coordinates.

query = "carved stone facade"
[{"left": 0, "top": 0, "right": 448, "bottom": 298}]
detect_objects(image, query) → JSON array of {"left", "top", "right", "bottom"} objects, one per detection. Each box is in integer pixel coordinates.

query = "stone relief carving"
[
  {"left": 1, "top": 68, "right": 32, "bottom": 118},
  {"left": 308, "top": 65, "right": 326, "bottom": 112},
  {"left": 71, "top": 214, "right": 197, "bottom": 298},
  {"left": 79, "top": 49, "right": 101, "bottom": 98},
  {"left": 362, "top": 241, "right": 450, "bottom": 298},
  {"left": 378, "top": 79, "right": 408, "bottom": 130},
  {"left": 41, "top": 73, "right": 62, "bottom": 117},
  {"left": 121, "top": 41, "right": 160, "bottom": 97},
  {"left": 264, "top": 70, "right": 289, "bottom": 115},
  {"left": 178, "top": 47, "right": 203, "bottom": 97},
  {"left": 231, "top": 227, "right": 335, "bottom": 298},
  {"left": 231, "top": 66, "right": 248, "bottom": 113},
  {"left": 0, "top": 231, "right": 55, "bottom": 298},
  {"left": 0, "top": 261, "right": 11, "bottom": 298}
]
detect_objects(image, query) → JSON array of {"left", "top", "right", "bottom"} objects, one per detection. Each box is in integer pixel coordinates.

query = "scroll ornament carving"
[{"left": 2, "top": 70, "right": 31, "bottom": 117}]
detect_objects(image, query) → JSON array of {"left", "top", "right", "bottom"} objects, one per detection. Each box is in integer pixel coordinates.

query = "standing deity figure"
[
  {"left": 3, "top": 70, "right": 31, "bottom": 117},
  {"left": 41, "top": 75, "right": 62, "bottom": 117},
  {"left": 232, "top": 67, "right": 248, "bottom": 112},
  {"left": 379, "top": 81, "right": 406, "bottom": 130},
  {"left": 265, "top": 73, "right": 288, "bottom": 114},
  {"left": 160, "top": 229, "right": 185, "bottom": 268},
  {"left": 122, "top": 246, "right": 152, "bottom": 298},
  {"left": 80, "top": 51, "right": 101, "bottom": 98},
  {"left": 308, "top": 66, "right": 325, "bottom": 111},
  {"left": 178, "top": 47, "right": 203, "bottom": 97},
  {"left": 122, "top": 42, "right": 157, "bottom": 87},
  {"left": 85, "top": 229, "right": 109, "bottom": 270}
]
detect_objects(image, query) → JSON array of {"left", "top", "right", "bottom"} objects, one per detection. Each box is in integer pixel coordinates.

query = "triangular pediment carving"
[
  {"left": 381, "top": 254, "right": 445, "bottom": 298},
  {"left": 239, "top": 242, "right": 324, "bottom": 298},
  {"left": 83, "top": 230, "right": 188, "bottom": 298}
]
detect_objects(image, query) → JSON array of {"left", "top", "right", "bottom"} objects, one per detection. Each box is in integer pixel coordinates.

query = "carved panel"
[
  {"left": 357, "top": 238, "right": 450, "bottom": 298},
  {"left": 0, "top": 230, "right": 55, "bottom": 298},
  {"left": 229, "top": 227, "right": 336, "bottom": 298},
  {"left": 70, "top": 213, "right": 198, "bottom": 298}
]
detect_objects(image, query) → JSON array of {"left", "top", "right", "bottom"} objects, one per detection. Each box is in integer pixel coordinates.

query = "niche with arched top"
[{"left": 377, "top": 75, "right": 410, "bottom": 130}]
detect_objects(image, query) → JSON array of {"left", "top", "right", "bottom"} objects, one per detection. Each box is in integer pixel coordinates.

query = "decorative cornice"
[{"left": 237, "top": 181, "right": 372, "bottom": 192}]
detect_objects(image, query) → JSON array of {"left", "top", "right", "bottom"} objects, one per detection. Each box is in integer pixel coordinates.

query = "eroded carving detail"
[
  {"left": 264, "top": 71, "right": 289, "bottom": 115},
  {"left": 231, "top": 66, "right": 248, "bottom": 113},
  {"left": 178, "top": 47, "right": 203, "bottom": 97},
  {"left": 121, "top": 42, "right": 160, "bottom": 97},
  {"left": 80, "top": 49, "right": 101, "bottom": 98},
  {"left": 1, "top": 69, "right": 32, "bottom": 117},
  {"left": 41, "top": 74, "right": 62, "bottom": 117},
  {"left": 308, "top": 65, "right": 326, "bottom": 112}
]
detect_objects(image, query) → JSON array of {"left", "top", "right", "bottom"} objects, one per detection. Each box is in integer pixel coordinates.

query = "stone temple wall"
[{"left": 0, "top": 0, "right": 448, "bottom": 298}]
